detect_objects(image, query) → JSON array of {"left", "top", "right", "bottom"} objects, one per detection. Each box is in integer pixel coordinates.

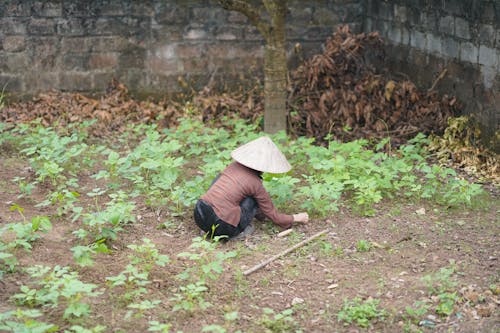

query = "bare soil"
[{"left": 0, "top": 153, "right": 498, "bottom": 333}]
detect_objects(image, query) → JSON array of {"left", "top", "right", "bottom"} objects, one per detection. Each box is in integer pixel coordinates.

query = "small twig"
[
  {"left": 243, "top": 229, "right": 329, "bottom": 276},
  {"left": 428, "top": 68, "right": 448, "bottom": 92}
]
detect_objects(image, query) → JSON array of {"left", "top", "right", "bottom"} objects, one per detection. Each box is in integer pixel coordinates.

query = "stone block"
[
  {"left": 479, "top": 24, "right": 496, "bottom": 46},
  {"left": 443, "top": 0, "right": 465, "bottom": 16},
  {"left": 401, "top": 26, "right": 410, "bottom": 45},
  {"left": 442, "top": 38, "right": 459, "bottom": 60},
  {"left": 455, "top": 17, "right": 471, "bottom": 40},
  {"left": 92, "top": 72, "right": 115, "bottom": 91},
  {"left": 394, "top": 4, "right": 408, "bottom": 22},
  {"left": 94, "top": 17, "right": 130, "bottom": 36},
  {"left": 337, "top": 3, "right": 364, "bottom": 22},
  {"left": 426, "top": 33, "right": 442, "bottom": 55},
  {"left": 215, "top": 25, "right": 244, "bottom": 41},
  {"left": 90, "top": 36, "right": 129, "bottom": 52},
  {"left": 387, "top": 23, "right": 402, "bottom": 44},
  {"left": 410, "top": 30, "right": 426, "bottom": 50},
  {"left": 182, "top": 57, "right": 209, "bottom": 73},
  {"left": 118, "top": 45, "right": 146, "bottom": 68},
  {"left": 88, "top": 53, "right": 119, "bottom": 70},
  {"left": 378, "top": 1, "right": 393, "bottom": 20},
  {"left": 289, "top": 6, "right": 313, "bottom": 23},
  {"left": 420, "top": 11, "right": 438, "bottom": 33},
  {"left": 479, "top": 45, "right": 497, "bottom": 67},
  {"left": 407, "top": 7, "right": 420, "bottom": 27},
  {"left": 176, "top": 43, "right": 205, "bottom": 58},
  {"left": 3, "top": 2, "right": 31, "bottom": 16},
  {"left": 57, "top": 18, "right": 94, "bottom": 36},
  {"left": 0, "top": 18, "right": 27, "bottom": 35},
  {"left": 244, "top": 26, "right": 263, "bottom": 41},
  {"left": 28, "top": 18, "right": 56, "bottom": 35},
  {"left": 129, "top": 2, "right": 154, "bottom": 16},
  {"left": 26, "top": 72, "right": 60, "bottom": 92},
  {"left": 312, "top": 7, "right": 339, "bottom": 26},
  {"left": 62, "top": 2, "right": 99, "bottom": 17},
  {"left": 227, "top": 11, "right": 247, "bottom": 24},
  {"left": 3, "top": 36, "right": 26, "bottom": 52},
  {"left": 439, "top": 15, "right": 455, "bottom": 36},
  {"left": 0, "top": 74, "right": 22, "bottom": 92},
  {"left": 97, "top": 1, "right": 126, "bottom": 16},
  {"left": 61, "top": 53, "right": 90, "bottom": 71},
  {"left": 59, "top": 72, "right": 92, "bottom": 91},
  {"left": 191, "top": 7, "right": 226, "bottom": 24},
  {"left": 151, "top": 24, "right": 183, "bottom": 41},
  {"left": 480, "top": 2, "right": 496, "bottom": 23},
  {"left": 61, "top": 37, "right": 91, "bottom": 53},
  {"left": 480, "top": 65, "right": 496, "bottom": 89},
  {"left": 154, "top": 3, "right": 189, "bottom": 25},
  {"left": 146, "top": 56, "right": 180, "bottom": 74},
  {"left": 183, "top": 28, "right": 209, "bottom": 40},
  {"left": 117, "top": 68, "right": 146, "bottom": 91},
  {"left": 0, "top": 52, "right": 29, "bottom": 73},
  {"left": 32, "top": 1, "right": 62, "bottom": 17},
  {"left": 365, "top": 17, "right": 373, "bottom": 32},
  {"left": 460, "top": 41, "right": 478, "bottom": 63}
]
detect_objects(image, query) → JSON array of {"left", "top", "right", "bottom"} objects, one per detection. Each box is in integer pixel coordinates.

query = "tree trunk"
[
  {"left": 264, "top": 40, "right": 287, "bottom": 133},
  {"left": 218, "top": 0, "right": 288, "bottom": 134}
]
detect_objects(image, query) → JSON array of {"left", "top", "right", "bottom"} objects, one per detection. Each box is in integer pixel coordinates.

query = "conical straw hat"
[{"left": 231, "top": 136, "right": 291, "bottom": 173}]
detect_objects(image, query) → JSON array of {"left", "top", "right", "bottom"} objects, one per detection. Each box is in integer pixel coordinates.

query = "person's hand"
[{"left": 293, "top": 212, "right": 309, "bottom": 224}]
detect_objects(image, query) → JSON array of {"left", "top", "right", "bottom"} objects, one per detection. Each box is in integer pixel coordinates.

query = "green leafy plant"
[
  {"left": 172, "top": 237, "right": 236, "bottom": 313},
  {"left": 106, "top": 264, "right": 151, "bottom": 304},
  {"left": 148, "top": 320, "right": 172, "bottom": 333},
  {"left": 0, "top": 308, "right": 58, "bottom": 333},
  {"left": 12, "top": 265, "right": 101, "bottom": 319},
  {"left": 127, "top": 238, "right": 170, "bottom": 273},
  {"left": 258, "top": 307, "right": 301, "bottom": 333},
  {"left": 421, "top": 264, "right": 460, "bottom": 318},
  {"left": 0, "top": 208, "right": 52, "bottom": 275},
  {"left": 337, "top": 297, "right": 386, "bottom": 328}
]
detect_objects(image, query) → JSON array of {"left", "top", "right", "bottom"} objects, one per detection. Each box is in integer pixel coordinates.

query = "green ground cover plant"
[
  {"left": 0, "top": 114, "right": 495, "bottom": 332},
  {"left": 337, "top": 297, "right": 386, "bottom": 328}
]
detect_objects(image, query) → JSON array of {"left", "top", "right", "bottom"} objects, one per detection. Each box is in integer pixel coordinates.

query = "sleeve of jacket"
[{"left": 252, "top": 182, "right": 293, "bottom": 229}]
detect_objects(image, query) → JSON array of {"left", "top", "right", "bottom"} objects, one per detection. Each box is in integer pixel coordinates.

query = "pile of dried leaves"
[
  {"left": 288, "top": 25, "right": 457, "bottom": 145},
  {"left": 429, "top": 116, "right": 499, "bottom": 186},
  {"left": 0, "top": 80, "right": 182, "bottom": 137}
]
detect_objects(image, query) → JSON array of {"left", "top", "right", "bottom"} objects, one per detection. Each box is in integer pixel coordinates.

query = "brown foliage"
[
  {"left": 1, "top": 79, "right": 182, "bottom": 137},
  {"left": 287, "top": 25, "right": 457, "bottom": 145}
]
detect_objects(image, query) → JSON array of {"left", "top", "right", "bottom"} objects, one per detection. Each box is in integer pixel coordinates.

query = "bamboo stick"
[{"left": 243, "top": 229, "right": 329, "bottom": 276}]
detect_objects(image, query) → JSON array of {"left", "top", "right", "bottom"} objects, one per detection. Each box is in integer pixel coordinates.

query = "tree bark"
[{"left": 219, "top": 0, "right": 288, "bottom": 134}]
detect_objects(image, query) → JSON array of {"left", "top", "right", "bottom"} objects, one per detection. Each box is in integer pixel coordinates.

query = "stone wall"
[
  {"left": 1, "top": 0, "right": 498, "bottom": 149},
  {"left": 365, "top": 0, "right": 499, "bottom": 150},
  {"left": 0, "top": 0, "right": 363, "bottom": 98}
]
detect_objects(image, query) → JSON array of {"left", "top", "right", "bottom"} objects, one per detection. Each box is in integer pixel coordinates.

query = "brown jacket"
[{"left": 201, "top": 162, "right": 293, "bottom": 228}]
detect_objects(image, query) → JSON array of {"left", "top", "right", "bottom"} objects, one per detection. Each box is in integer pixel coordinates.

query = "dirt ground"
[{"left": 0, "top": 152, "right": 499, "bottom": 332}]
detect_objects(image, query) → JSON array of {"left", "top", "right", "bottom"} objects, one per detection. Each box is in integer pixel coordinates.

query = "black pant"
[{"left": 194, "top": 197, "right": 258, "bottom": 238}]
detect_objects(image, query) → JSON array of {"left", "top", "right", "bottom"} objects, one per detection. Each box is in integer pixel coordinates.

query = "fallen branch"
[
  {"left": 243, "top": 229, "right": 329, "bottom": 276},
  {"left": 428, "top": 68, "right": 448, "bottom": 92}
]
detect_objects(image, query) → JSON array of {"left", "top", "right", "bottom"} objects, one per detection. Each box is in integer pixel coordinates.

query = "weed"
[
  {"left": 337, "top": 297, "right": 386, "bottom": 328},
  {"left": 421, "top": 264, "right": 461, "bottom": 317},
  {"left": 258, "top": 307, "right": 302, "bottom": 333},
  {"left": 148, "top": 320, "right": 172, "bottom": 333},
  {"left": 356, "top": 239, "right": 371, "bottom": 252},
  {"left": 0, "top": 308, "right": 58, "bottom": 332},
  {"left": 12, "top": 265, "right": 101, "bottom": 320}
]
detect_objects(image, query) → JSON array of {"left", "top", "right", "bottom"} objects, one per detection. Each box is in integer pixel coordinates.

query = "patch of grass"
[{"left": 356, "top": 239, "right": 371, "bottom": 252}]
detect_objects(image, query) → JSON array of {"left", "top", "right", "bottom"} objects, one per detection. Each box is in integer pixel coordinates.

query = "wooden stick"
[
  {"left": 428, "top": 68, "right": 448, "bottom": 92},
  {"left": 243, "top": 229, "right": 329, "bottom": 276}
]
